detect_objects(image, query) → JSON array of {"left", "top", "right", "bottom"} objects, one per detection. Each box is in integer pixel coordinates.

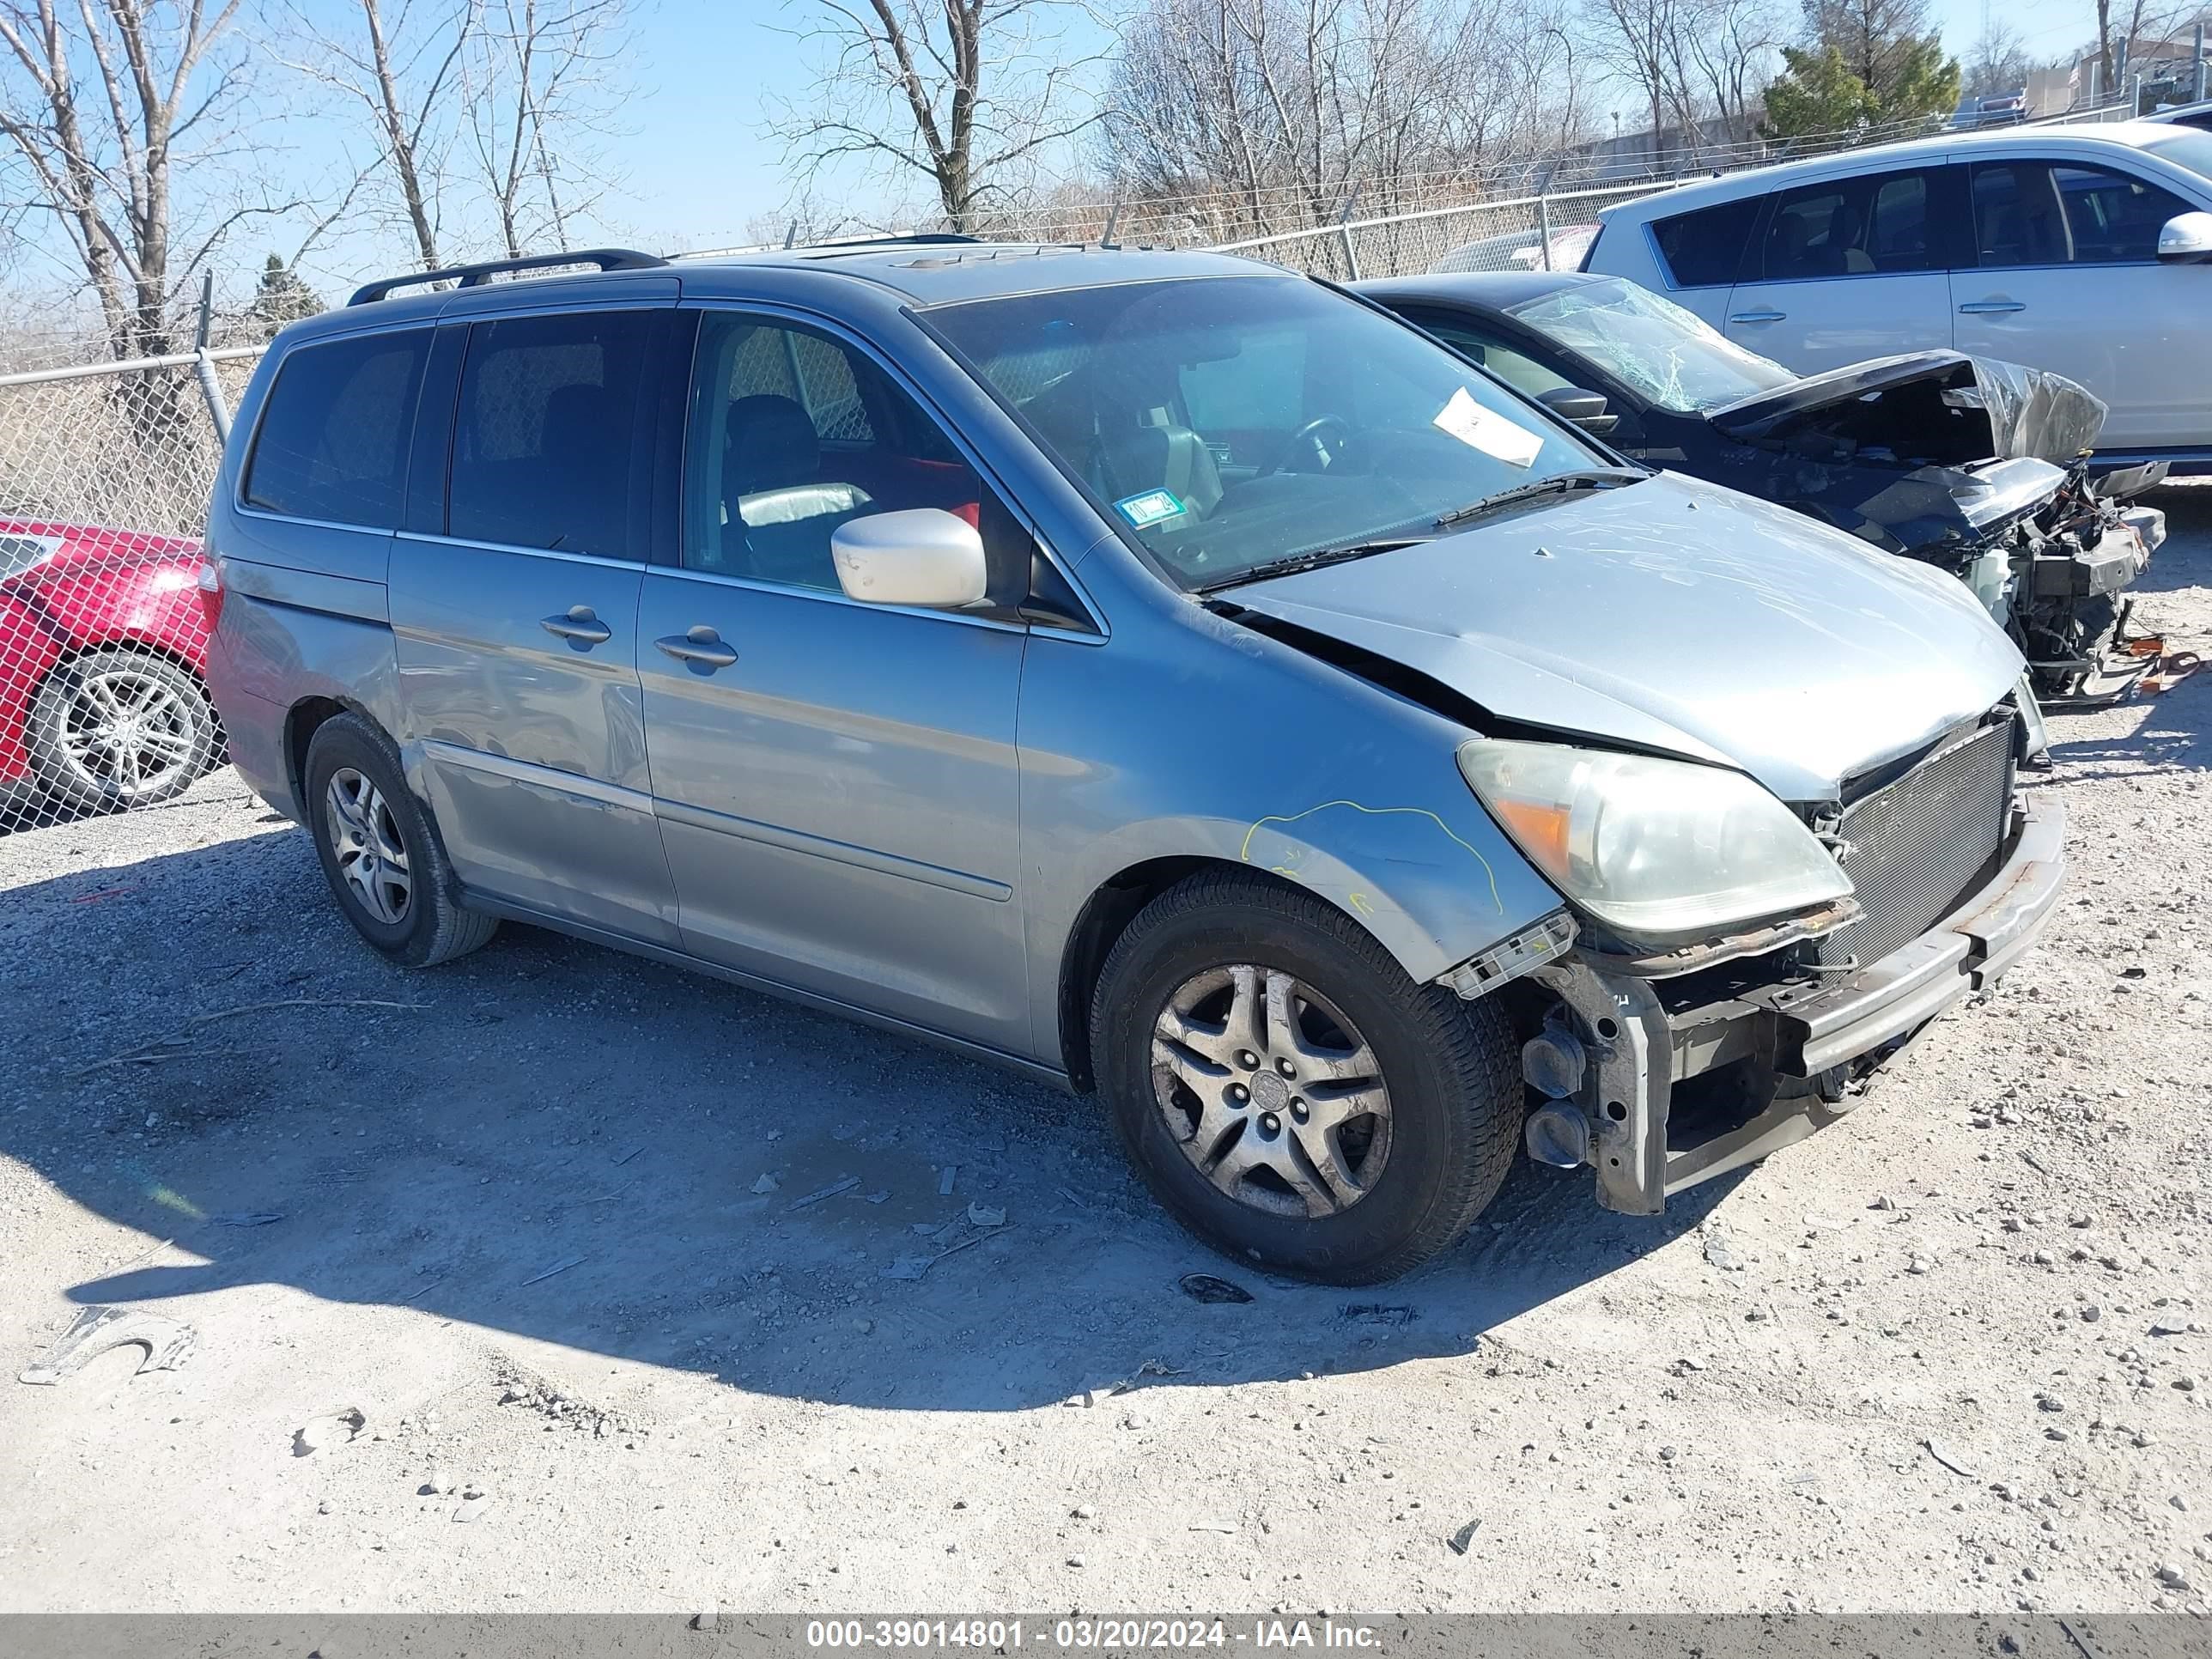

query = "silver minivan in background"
[{"left": 201, "top": 242, "right": 2064, "bottom": 1283}]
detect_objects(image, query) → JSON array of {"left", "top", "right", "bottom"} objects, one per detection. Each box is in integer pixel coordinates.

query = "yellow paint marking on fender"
[{"left": 1240, "top": 800, "right": 1504, "bottom": 915}]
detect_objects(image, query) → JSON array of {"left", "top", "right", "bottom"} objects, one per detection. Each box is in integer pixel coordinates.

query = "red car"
[{"left": 0, "top": 518, "right": 220, "bottom": 811}]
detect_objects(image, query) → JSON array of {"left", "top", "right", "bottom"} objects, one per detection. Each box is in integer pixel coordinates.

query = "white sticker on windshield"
[
  {"left": 1115, "top": 488, "right": 1185, "bottom": 529},
  {"left": 1432, "top": 386, "right": 1543, "bottom": 468}
]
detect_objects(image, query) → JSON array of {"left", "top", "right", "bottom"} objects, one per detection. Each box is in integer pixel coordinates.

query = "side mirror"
[
  {"left": 2156, "top": 210, "right": 2212, "bottom": 264},
  {"left": 830, "top": 507, "right": 988, "bottom": 609},
  {"left": 1538, "top": 385, "right": 1620, "bottom": 436}
]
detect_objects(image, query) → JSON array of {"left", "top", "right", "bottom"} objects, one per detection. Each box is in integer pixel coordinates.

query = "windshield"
[
  {"left": 1505, "top": 278, "right": 1795, "bottom": 413},
  {"left": 926, "top": 275, "right": 1602, "bottom": 591},
  {"left": 2142, "top": 125, "right": 2212, "bottom": 186}
]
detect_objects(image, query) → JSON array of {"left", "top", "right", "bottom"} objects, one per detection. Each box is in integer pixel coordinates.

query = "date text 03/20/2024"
[{"left": 803, "top": 1620, "right": 1383, "bottom": 1650}]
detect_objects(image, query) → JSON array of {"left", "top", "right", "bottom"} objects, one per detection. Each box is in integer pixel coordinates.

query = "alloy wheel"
[
  {"left": 1150, "top": 964, "right": 1393, "bottom": 1218},
  {"left": 58, "top": 665, "right": 201, "bottom": 797},
  {"left": 324, "top": 767, "right": 413, "bottom": 926}
]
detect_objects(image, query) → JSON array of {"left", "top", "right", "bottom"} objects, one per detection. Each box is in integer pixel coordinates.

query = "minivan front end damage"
[{"left": 1444, "top": 714, "right": 2067, "bottom": 1214}]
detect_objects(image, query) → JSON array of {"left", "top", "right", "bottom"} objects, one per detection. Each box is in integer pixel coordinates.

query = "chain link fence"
[{"left": 0, "top": 342, "right": 262, "bottom": 836}]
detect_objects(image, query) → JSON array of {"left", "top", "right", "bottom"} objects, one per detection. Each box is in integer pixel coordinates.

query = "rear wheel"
[
  {"left": 303, "top": 713, "right": 498, "bottom": 967},
  {"left": 1091, "top": 871, "right": 1521, "bottom": 1284},
  {"left": 27, "top": 648, "right": 218, "bottom": 810}
]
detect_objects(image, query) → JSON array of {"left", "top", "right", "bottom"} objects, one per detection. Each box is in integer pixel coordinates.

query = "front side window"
[
  {"left": 245, "top": 331, "right": 428, "bottom": 526},
  {"left": 927, "top": 276, "right": 1602, "bottom": 592},
  {"left": 1650, "top": 197, "right": 1760, "bottom": 288},
  {"left": 1971, "top": 161, "right": 2191, "bottom": 265},
  {"left": 683, "top": 313, "right": 1019, "bottom": 595},
  {"left": 1412, "top": 316, "right": 1577, "bottom": 403},
  {"left": 447, "top": 310, "right": 652, "bottom": 556},
  {"left": 1760, "top": 168, "right": 1936, "bottom": 279},
  {"left": 1505, "top": 278, "right": 1794, "bottom": 413}
]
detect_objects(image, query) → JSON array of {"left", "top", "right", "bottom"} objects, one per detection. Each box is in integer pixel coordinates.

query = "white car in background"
[{"left": 1579, "top": 121, "right": 2212, "bottom": 471}]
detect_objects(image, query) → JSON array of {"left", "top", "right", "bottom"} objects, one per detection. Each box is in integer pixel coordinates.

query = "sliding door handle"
[
  {"left": 1957, "top": 299, "right": 2027, "bottom": 314},
  {"left": 1728, "top": 308, "right": 1788, "bottom": 324},
  {"left": 541, "top": 606, "right": 611, "bottom": 646},
  {"left": 655, "top": 625, "right": 738, "bottom": 670}
]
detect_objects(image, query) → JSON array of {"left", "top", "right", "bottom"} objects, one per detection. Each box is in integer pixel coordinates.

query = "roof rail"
[
  {"left": 792, "top": 233, "right": 982, "bottom": 252},
  {"left": 348, "top": 247, "right": 668, "bottom": 307}
]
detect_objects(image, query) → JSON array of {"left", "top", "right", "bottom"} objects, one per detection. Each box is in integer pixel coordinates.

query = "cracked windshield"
[
  {"left": 927, "top": 275, "right": 1601, "bottom": 590},
  {"left": 1507, "top": 277, "right": 1795, "bottom": 413}
]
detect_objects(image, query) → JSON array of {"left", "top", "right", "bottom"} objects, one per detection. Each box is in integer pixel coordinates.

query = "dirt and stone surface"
[{"left": 1, "top": 485, "right": 2208, "bottom": 1616}]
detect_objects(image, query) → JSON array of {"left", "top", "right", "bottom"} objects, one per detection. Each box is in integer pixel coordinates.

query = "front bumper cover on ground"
[{"left": 1532, "top": 791, "right": 2066, "bottom": 1215}]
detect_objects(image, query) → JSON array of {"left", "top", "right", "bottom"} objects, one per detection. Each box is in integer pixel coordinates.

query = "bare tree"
[
  {"left": 1961, "top": 18, "right": 2033, "bottom": 99},
  {"left": 276, "top": 0, "right": 476, "bottom": 272},
  {"left": 0, "top": 0, "right": 287, "bottom": 360},
  {"left": 1103, "top": 0, "right": 1572, "bottom": 239},
  {"left": 1589, "top": 0, "right": 1777, "bottom": 160},
  {"left": 770, "top": 0, "right": 1109, "bottom": 234},
  {"left": 462, "top": 0, "right": 629, "bottom": 259}
]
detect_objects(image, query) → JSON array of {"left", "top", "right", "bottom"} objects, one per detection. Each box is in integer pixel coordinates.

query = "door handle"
[
  {"left": 1728, "top": 308, "right": 1788, "bottom": 324},
  {"left": 655, "top": 625, "right": 738, "bottom": 670},
  {"left": 541, "top": 605, "right": 611, "bottom": 646},
  {"left": 1957, "top": 300, "right": 2027, "bottom": 314}
]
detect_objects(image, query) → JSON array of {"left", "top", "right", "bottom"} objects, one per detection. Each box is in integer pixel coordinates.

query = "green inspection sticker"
[{"left": 1114, "top": 488, "right": 1185, "bottom": 529}]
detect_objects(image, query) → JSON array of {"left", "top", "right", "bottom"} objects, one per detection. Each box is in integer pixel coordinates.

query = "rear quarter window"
[
  {"left": 244, "top": 331, "right": 429, "bottom": 527},
  {"left": 1651, "top": 197, "right": 1762, "bottom": 288}
]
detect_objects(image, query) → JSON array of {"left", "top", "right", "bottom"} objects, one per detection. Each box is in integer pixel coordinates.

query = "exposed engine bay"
[{"left": 1702, "top": 353, "right": 2168, "bottom": 703}]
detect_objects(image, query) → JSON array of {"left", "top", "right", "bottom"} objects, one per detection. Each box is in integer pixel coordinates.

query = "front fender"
[{"left": 1018, "top": 598, "right": 1563, "bottom": 1069}]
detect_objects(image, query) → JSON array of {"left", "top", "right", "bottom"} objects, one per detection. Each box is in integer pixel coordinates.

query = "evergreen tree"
[{"left": 251, "top": 254, "right": 325, "bottom": 327}]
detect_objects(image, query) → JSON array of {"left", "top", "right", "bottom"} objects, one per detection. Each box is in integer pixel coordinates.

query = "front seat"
[
  {"left": 719, "top": 394, "right": 872, "bottom": 586},
  {"left": 1093, "top": 404, "right": 1224, "bottom": 523}
]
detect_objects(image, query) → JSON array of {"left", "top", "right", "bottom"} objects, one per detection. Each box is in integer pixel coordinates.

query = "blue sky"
[
  {"left": 605, "top": 0, "right": 2111, "bottom": 253},
  {"left": 4, "top": 0, "right": 2127, "bottom": 307}
]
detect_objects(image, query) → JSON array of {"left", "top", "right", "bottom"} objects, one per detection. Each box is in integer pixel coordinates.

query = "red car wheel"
[{"left": 26, "top": 647, "right": 217, "bottom": 809}]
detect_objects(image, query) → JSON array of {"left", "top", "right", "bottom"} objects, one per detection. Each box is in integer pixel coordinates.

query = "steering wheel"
[{"left": 1257, "top": 413, "right": 1352, "bottom": 477}]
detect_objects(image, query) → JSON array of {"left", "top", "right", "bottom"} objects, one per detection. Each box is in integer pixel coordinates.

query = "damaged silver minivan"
[{"left": 204, "top": 242, "right": 2065, "bottom": 1283}]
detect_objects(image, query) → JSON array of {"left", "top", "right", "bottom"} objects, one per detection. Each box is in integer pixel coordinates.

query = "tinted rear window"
[
  {"left": 1651, "top": 197, "right": 1761, "bottom": 287},
  {"left": 447, "top": 310, "right": 652, "bottom": 556},
  {"left": 244, "top": 331, "right": 428, "bottom": 526}
]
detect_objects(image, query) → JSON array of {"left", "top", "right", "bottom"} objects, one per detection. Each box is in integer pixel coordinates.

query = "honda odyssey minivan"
[{"left": 202, "top": 241, "right": 2065, "bottom": 1282}]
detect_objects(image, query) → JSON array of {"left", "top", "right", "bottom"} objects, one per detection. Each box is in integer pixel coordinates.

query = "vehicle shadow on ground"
[{"left": 3, "top": 827, "right": 1730, "bottom": 1414}]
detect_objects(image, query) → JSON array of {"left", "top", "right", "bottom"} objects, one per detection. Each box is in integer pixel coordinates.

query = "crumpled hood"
[
  {"left": 1231, "top": 472, "right": 2024, "bottom": 802},
  {"left": 1705, "top": 350, "right": 2107, "bottom": 467}
]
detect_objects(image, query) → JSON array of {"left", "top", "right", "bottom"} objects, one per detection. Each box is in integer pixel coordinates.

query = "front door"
[
  {"left": 636, "top": 307, "right": 1030, "bottom": 1051},
  {"left": 1723, "top": 165, "right": 1955, "bottom": 374},
  {"left": 389, "top": 303, "right": 681, "bottom": 944},
  {"left": 1950, "top": 157, "right": 2208, "bottom": 452}
]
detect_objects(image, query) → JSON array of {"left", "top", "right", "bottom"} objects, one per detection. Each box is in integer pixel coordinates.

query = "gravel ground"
[{"left": 1, "top": 484, "right": 2208, "bottom": 1616}]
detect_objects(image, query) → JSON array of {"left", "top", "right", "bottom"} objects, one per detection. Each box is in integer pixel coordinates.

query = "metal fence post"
[
  {"left": 1537, "top": 194, "right": 1554, "bottom": 270},
  {"left": 1335, "top": 190, "right": 1363, "bottom": 281},
  {"left": 191, "top": 270, "right": 232, "bottom": 446},
  {"left": 2195, "top": 21, "right": 2206, "bottom": 103}
]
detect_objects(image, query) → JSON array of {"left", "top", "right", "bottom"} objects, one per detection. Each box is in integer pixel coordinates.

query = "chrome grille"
[{"left": 1811, "top": 720, "right": 2016, "bottom": 969}]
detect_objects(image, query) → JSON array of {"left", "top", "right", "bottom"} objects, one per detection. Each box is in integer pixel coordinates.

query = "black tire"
[
  {"left": 1091, "top": 870, "right": 1520, "bottom": 1284},
  {"left": 27, "top": 647, "right": 219, "bottom": 810},
  {"left": 302, "top": 713, "right": 499, "bottom": 967}
]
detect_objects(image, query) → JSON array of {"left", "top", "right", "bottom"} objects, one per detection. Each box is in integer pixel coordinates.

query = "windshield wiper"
[
  {"left": 1432, "top": 467, "right": 1647, "bottom": 531},
  {"left": 1194, "top": 537, "right": 1430, "bottom": 594}
]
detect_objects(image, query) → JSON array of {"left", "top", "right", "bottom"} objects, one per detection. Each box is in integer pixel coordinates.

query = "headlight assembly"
[{"left": 1458, "top": 738, "right": 1852, "bottom": 938}]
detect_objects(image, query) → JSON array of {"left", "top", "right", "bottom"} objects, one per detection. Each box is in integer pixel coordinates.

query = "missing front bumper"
[{"left": 1529, "top": 792, "right": 2066, "bottom": 1214}]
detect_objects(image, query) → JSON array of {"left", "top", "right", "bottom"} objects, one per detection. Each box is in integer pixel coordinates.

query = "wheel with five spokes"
[
  {"left": 27, "top": 648, "right": 219, "bottom": 810},
  {"left": 1091, "top": 870, "right": 1521, "bottom": 1284},
  {"left": 303, "top": 713, "right": 499, "bottom": 967}
]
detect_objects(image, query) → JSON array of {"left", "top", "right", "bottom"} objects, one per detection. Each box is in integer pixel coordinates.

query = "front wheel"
[{"left": 1090, "top": 871, "right": 1521, "bottom": 1284}]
